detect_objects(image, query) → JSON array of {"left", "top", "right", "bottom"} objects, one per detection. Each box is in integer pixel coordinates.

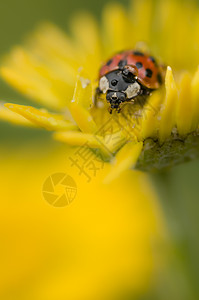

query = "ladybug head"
[{"left": 99, "top": 66, "right": 141, "bottom": 111}]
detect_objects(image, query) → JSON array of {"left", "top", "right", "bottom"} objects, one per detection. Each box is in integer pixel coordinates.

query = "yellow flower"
[
  {"left": 2, "top": 0, "right": 199, "bottom": 298},
  {"left": 1, "top": 0, "right": 199, "bottom": 181},
  {"left": 0, "top": 144, "right": 166, "bottom": 300}
]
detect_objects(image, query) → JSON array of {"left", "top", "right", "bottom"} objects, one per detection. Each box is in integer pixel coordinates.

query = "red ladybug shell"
[{"left": 99, "top": 50, "right": 163, "bottom": 89}]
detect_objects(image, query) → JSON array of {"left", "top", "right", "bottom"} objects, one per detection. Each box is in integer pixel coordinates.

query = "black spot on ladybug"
[
  {"left": 133, "top": 51, "right": 144, "bottom": 56},
  {"left": 107, "top": 59, "right": 113, "bottom": 66},
  {"left": 145, "top": 68, "right": 153, "bottom": 78},
  {"left": 149, "top": 56, "right": 156, "bottom": 64},
  {"left": 118, "top": 59, "right": 127, "bottom": 69},
  {"left": 135, "top": 62, "right": 143, "bottom": 69},
  {"left": 157, "top": 73, "right": 163, "bottom": 84}
]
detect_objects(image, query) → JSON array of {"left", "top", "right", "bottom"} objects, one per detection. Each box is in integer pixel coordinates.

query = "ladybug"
[{"left": 96, "top": 50, "right": 164, "bottom": 113}]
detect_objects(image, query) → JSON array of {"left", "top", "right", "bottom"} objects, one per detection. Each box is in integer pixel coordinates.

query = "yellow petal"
[
  {"left": 71, "top": 13, "right": 102, "bottom": 80},
  {"left": 100, "top": 129, "right": 134, "bottom": 155},
  {"left": 141, "top": 91, "right": 162, "bottom": 139},
  {"left": 54, "top": 131, "right": 102, "bottom": 148},
  {"left": 104, "top": 141, "right": 143, "bottom": 184},
  {"left": 176, "top": 72, "right": 192, "bottom": 135},
  {"left": 72, "top": 70, "right": 92, "bottom": 109},
  {"left": 4, "top": 103, "right": 77, "bottom": 131},
  {"left": 0, "top": 102, "right": 37, "bottom": 127},
  {"left": 158, "top": 66, "right": 178, "bottom": 142},
  {"left": 69, "top": 71, "right": 97, "bottom": 133},
  {"left": 54, "top": 129, "right": 130, "bottom": 160},
  {"left": 191, "top": 66, "right": 199, "bottom": 130},
  {"left": 69, "top": 103, "right": 98, "bottom": 134},
  {"left": 130, "top": 0, "right": 154, "bottom": 45},
  {"left": 1, "top": 63, "right": 62, "bottom": 110},
  {"left": 27, "top": 22, "right": 80, "bottom": 70},
  {"left": 1, "top": 34, "right": 77, "bottom": 109},
  {"left": 102, "top": 3, "right": 131, "bottom": 55}
]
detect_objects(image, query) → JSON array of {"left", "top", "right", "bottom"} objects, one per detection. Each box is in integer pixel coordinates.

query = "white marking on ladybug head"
[
  {"left": 112, "top": 92, "right": 117, "bottom": 98},
  {"left": 99, "top": 76, "right": 109, "bottom": 93},
  {"left": 125, "top": 82, "right": 141, "bottom": 99}
]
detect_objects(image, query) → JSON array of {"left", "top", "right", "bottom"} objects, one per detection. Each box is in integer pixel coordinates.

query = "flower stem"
[{"left": 149, "top": 171, "right": 199, "bottom": 299}]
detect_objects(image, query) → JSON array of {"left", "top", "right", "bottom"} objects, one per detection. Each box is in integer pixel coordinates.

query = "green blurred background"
[{"left": 1, "top": 0, "right": 199, "bottom": 299}]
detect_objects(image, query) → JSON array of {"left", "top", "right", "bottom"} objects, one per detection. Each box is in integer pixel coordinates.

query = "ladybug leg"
[
  {"left": 94, "top": 87, "right": 101, "bottom": 99},
  {"left": 108, "top": 107, "right": 113, "bottom": 114},
  {"left": 134, "top": 86, "right": 153, "bottom": 107},
  {"left": 95, "top": 87, "right": 101, "bottom": 94}
]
